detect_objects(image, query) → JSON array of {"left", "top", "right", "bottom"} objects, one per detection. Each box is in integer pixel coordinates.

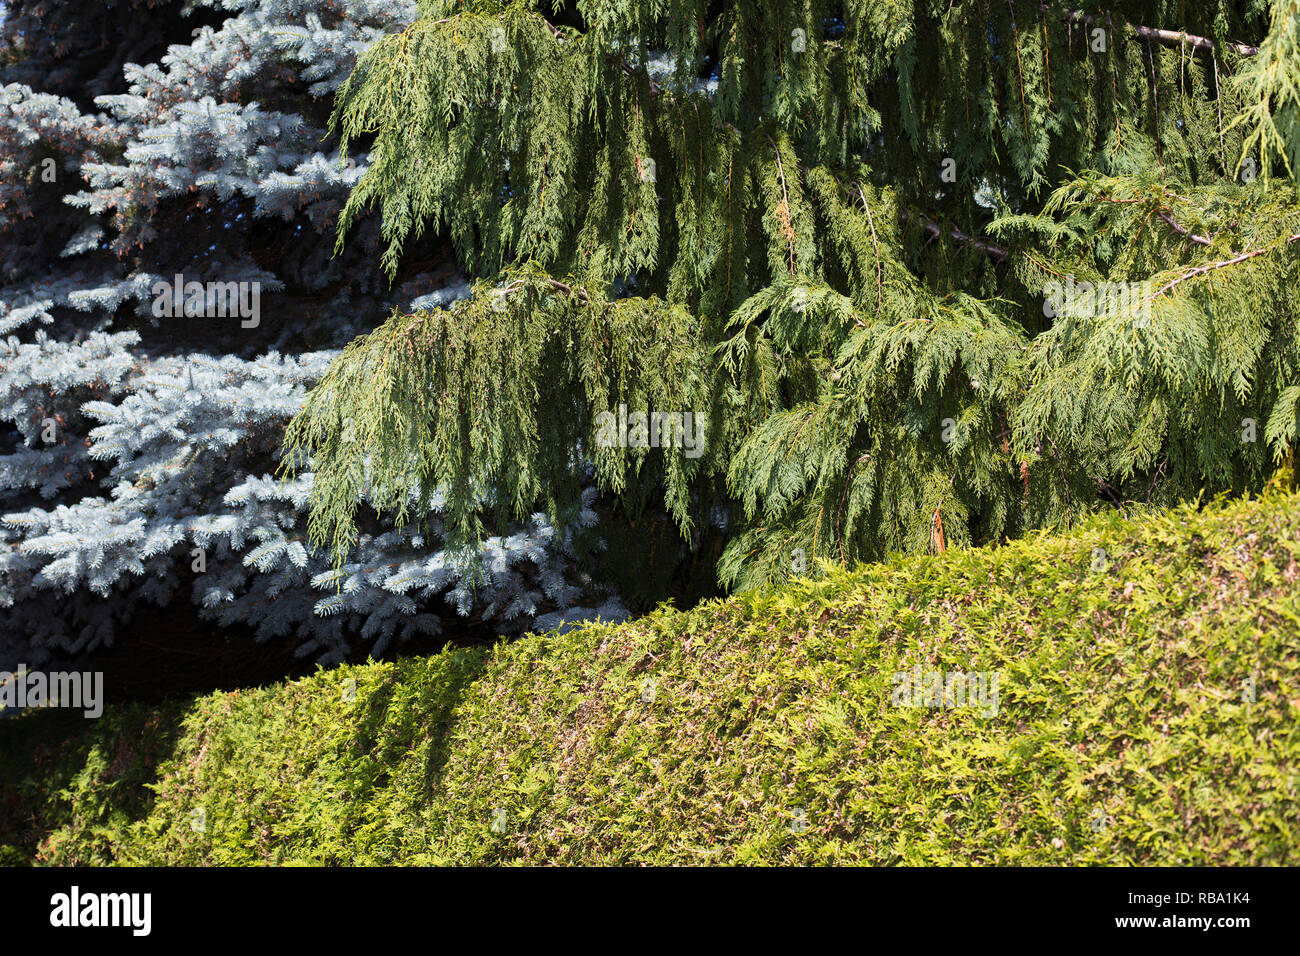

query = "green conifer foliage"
[{"left": 286, "top": 0, "right": 1300, "bottom": 591}]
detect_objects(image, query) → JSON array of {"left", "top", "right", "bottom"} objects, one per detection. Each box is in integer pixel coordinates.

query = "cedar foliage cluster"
[{"left": 288, "top": 0, "right": 1300, "bottom": 592}]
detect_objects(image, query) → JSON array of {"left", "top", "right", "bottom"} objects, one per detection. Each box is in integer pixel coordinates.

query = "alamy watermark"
[
  {"left": 151, "top": 273, "right": 260, "bottom": 328},
  {"left": 891, "top": 667, "right": 1000, "bottom": 717},
  {"left": 0, "top": 665, "right": 103, "bottom": 718},
  {"left": 1042, "top": 276, "right": 1152, "bottom": 325},
  {"left": 50, "top": 886, "right": 150, "bottom": 936},
  {"left": 594, "top": 404, "right": 705, "bottom": 458}
]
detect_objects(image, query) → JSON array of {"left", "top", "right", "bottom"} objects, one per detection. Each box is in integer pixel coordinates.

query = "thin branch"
[
  {"left": 1045, "top": 5, "right": 1259, "bottom": 57},
  {"left": 1143, "top": 232, "right": 1300, "bottom": 302},
  {"left": 766, "top": 133, "right": 797, "bottom": 275},
  {"left": 1145, "top": 457, "right": 1168, "bottom": 504},
  {"left": 836, "top": 452, "right": 870, "bottom": 565},
  {"left": 1090, "top": 190, "right": 1221, "bottom": 245},
  {"left": 1007, "top": 1, "right": 1033, "bottom": 145},
  {"left": 538, "top": 277, "right": 593, "bottom": 304},
  {"left": 1146, "top": 37, "right": 1164, "bottom": 176},
  {"left": 1132, "top": 24, "right": 1257, "bottom": 57},
  {"left": 497, "top": 276, "right": 592, "bottom": 304},
  {"left": 907, "top": 211, "right": 1010, "bottom": 262},
  {"left": 1094, "top": 478, "right": 1128, "bottom": 514},
  {"left": 622, "top": 60, "right": 662, "bottom": 97},
  {"left": 1045, "top": 434, "right": 1073, "bottom": 509},
  {"left": 1214, "top": 53, "right": 1227, "bottom": 171},
  {"left": 1155, "top": 210, "right": 1213, "bottom": 246},
  {"left": 853, "top": 184, "right": 885, "bottom": 309}
]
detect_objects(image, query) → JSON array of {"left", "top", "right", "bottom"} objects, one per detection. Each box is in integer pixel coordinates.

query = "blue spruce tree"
[{"left": 0, "top": 0, "right": 628, "bottom": 671}]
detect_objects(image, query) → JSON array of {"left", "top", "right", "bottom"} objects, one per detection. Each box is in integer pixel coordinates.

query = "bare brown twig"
[{"left": 1043, "top": 5, "right": 1259, "bottom": 56}]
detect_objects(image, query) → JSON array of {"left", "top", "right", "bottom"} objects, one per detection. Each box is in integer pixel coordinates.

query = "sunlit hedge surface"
[{"left": 4, "top": 487, "right": 1298, "bottom": 865}]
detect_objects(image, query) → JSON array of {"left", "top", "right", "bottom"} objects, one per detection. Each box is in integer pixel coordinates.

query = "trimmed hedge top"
[{"left": 4, "top": 490, "right": 1299, "bottom": 865}]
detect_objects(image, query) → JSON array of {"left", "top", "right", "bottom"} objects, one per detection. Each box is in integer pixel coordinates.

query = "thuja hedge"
[{"left": 3, "top": 488, "right": 1298, "bottom": 865}]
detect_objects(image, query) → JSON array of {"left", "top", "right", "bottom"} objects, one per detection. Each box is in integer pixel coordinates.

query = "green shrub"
[{"left": 4, "top": 491, "right": 1298, "bottom": 865}]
